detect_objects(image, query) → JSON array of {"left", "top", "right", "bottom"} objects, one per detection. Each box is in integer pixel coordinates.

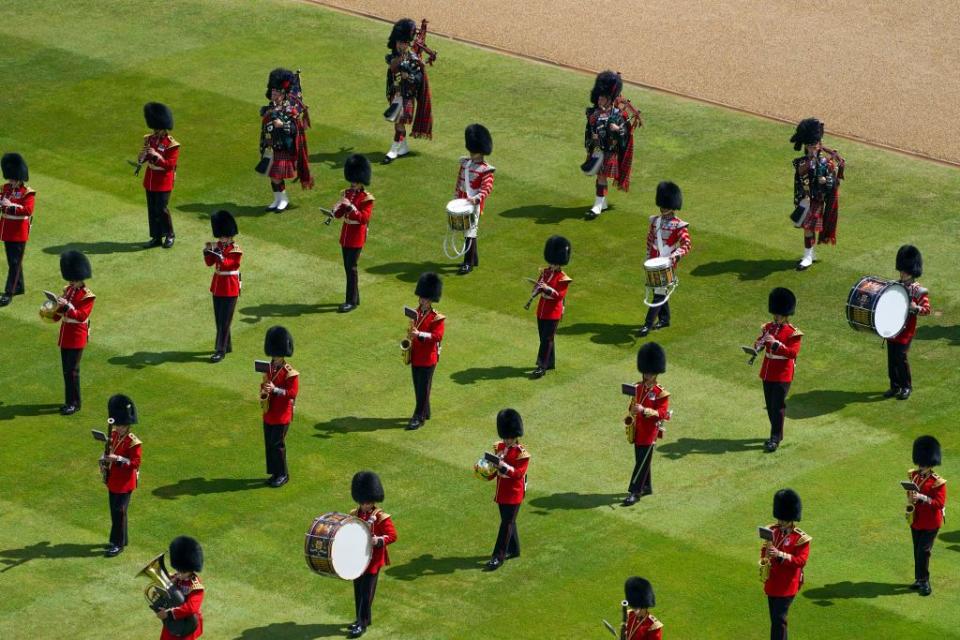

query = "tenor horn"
[
  {"left": 39, "top": 299, "right": 59, "bottom": 323},
  {"left": 137, "top": 554, "right": 198, "bottom": 637}
]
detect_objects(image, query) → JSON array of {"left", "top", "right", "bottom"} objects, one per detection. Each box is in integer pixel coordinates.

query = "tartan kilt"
[
  {"left": 269, "top": 148, "right": 297, "bottom": 180},
  {"left": 597, "top": 151, "right": 620, "bottom": 182},
  {"left": 397, "top": 98, "right": 415, "bottom": 126},
  {"left": 800, "top": 198, "right": 826, "bottom": 234}
]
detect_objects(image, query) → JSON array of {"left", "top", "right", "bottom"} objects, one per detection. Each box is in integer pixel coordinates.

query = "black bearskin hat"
[
  {"left": 773, "top": 489, "right": 802, "bottom": 522},
  {"left": 913, "top": 435, "right": 942, "bottom": 468},
  {"left": 344, "top": 154, "right": 372, "bottom": 186},
  {"left": 264, "top": 325, "right": 294, "bottom": 358},
  {"left": 768, "top": 287, "right": 796, "bottom": 316},
  {"left": 107, "top": 394, "right": 138, "bottom": 426},
  {"left": 637, "top": 342, "right": 667, "bottom": 375},
  {"left": 590, "top": 70, "right": 623, "bottom": 105},
  {"left": 266, "top": 67, "right": 296, "bottom": 99},
  {"left": 790, "top": 118, "right": 824, "bottom": 151},
  {"left": 415, "top": 272, "right": 443, "bottom": 302},
  {"left": 1, "top": 153, "right": 28, "bottom": 182},
  {"left": 625, "top": 576, "right": 655, "bottom": 609},
  {"left": 655, "top": 181, "right": 682, "bottom": 211},
  {"left": 143, "top": 102, "right": 174, "bottom": 130},
  {"left": 388, "top": 18, "right": 417, "bottom": 50},
  {"left": 351, "top": 471, "right": 385, "bottom": 503},
  {"left": 896, "top": 244, "right": 923, "bottom": 278},
  {"left": 496, "top": 408, "right": 524, "bottom": 439},
  {"left": 211, "top": 210, "right": 238, "bottom": 238},
  {"left": 60, "top": 250, "right": 92, "bottom": 281},
  {"left": 543, "top": 235, "right": 571, "bottom": 266},
  {"left": 465, "top": 123, "right": 493, "bottom": 155},
  {"left": 169, "top": 536, "right": 204, "bottom": 573}
]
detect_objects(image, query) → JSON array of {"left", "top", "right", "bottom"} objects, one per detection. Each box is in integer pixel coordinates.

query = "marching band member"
[
  {"left": 157, "top": 536, "right": 205, "bottom": 640},
  {"left": 259, "top": 68, "right": 312, "bottom": 212},
  {"left": 51, "top": 250, "right": 95, "bottom": 415},
  {"left": 638, "top": 181, "right": 691, "bottom": 337},
  {"left": 382, "top": 18, "right": 433, "bottom": 164},
  {"left": 261, "top": 326, "right": 298, "bottom": 488},
  {"left": 454, "top": 123, "right": 495, "bottom": 274},
  {"left": 348, "top": 471, "right": 397, "bottom": 638},
  {"left": 761, "top": 489, "right": 810, "bottom": 640},
  {"left": 906, "top": 436, "right": 946, "bottom": 596},
  {"left": 755, "top": 287, "right": 803, "bottom": 452},
  {"left": 204, "top": 210, "right": 242, "bottom": 363},
  {"left": 0, "top": 153, "right": 34, "bottom": 307},
  {"left": 103, "top": 394, "right": 141, "bottom": 558},
  {"left": 532, "top": 235, "right": 572, "bottom": 379},
  {"left": 885, "top": 245, "right": 930, "bottom": 400},
  {"left": 139, "top": 102, "right": 179, "bottom": 248},
  {"left": 584, "top": 70, "right": 634, "bottom": 218},
  {"left": 623, "top": 343, "right": 669, "bottom": 506},
  {"left": 483, "top": 409, "right": 529, "bottom": 571},
  {"left": 622, "top": 577, "right": 663, "bottom": 639},
  {"left": 407, "top": 272, "right": 445, "bottom": 430},
  {"left": 789, "top": 118, "right": 844, "bottom": 270},
  {"left": 332, "top": 154, "right": 374, "bottom": 313}
]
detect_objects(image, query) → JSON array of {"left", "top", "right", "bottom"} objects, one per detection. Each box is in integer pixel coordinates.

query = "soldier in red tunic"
[
  {"left": 638, "top": 181, "right": 691, "bottom": 337},
  {"left": 406, "top": 272, "right": 445, "bottom": 430},
  {"left": 620, "top": 577, "right": 663, "bottom": 639},
  {"left": 453, "top": 124, "right": 495, "bottom": 274},
  {"left": 789, "top": 118, "right": 844, "bottom": 270},
  {"left": 906, "top": 436, "right": 947, "bottom": 596},
  {"left": 623, "top": 343, "right": 670, "bottom": 506},
  {"left": 139, "top": 102, "right": 179, "bottom": 249},
  {"left": 50, "top": 251, "right": 95, "bottom": 415},
  {"left": 583, "top": 71, "right": 635, "bottom": 218},
  {"left": 261, "top": 326, "right": 298, "bottom": 488},
  {"left": 348, "top": 471, "right": 397, "bottom": 638},
  {"left": 332, "top": 154, "right": 374, "bottom": 313},
  {"left": 483, "top": 409, "right": 529, "bottom": 571},
  {"left": 754, "top": 288, "right": 803, "bottom": 452},
  {"left": 382, "top": 19, "right": 433, "bottom": 164},
  {"left": 0, "top": 153, "right": 34, "bottom": 306},
  {"left": 157, "top": 536, "right": 205, "bottom": 640},
  {"left": 258, "top": 68, "right": 312, "bottom": 212},
  {"left": 531, "top": 235, "right": 572, "bottom": 378},
  {"left": 203, "top": 210, "right": 242, "bottom": 363},
  {"left": 102, "top": 394, "right": 141, "bottom": 558},
  {"left": 761, "top": 489, "right": 810, "bottom": 640},
  {"left": 885, "top": 245, "right": 931, "bottom": 400}
]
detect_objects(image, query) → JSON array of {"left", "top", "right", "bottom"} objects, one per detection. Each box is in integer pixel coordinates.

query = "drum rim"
[
  {"left": 845, "top": 276, "right": 909, "bottom": 336},
  {"left": 329, "top": 520, "right": 372, "bottom": 580}
]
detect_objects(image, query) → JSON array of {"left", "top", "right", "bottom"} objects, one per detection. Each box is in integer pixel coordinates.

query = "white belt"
[
  {"left": 765, "top": 353, "right": 787, "bottom": 360},
  {"left": 1, "top": 213, "right": 28, "bottom": 220},
  {"left": 215, "top": 270, "right": 239, "bottom": 276},
  {"left": 63, "top": 318, "right": 88, "bottom": 325}
]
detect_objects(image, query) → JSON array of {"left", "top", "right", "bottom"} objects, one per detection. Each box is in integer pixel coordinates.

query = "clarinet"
[
  {"left": 134, "top": 135, "right": 153, "bottom": 176},
  {"left": 100, "top": 418, "right": 115, "bottom": 484},
  {"left": 620, "top": 600, "right": 628, "bottom": 640}
]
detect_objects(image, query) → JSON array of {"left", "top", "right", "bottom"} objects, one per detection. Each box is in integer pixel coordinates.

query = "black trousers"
[
  {"left": 628, "top": 444, "right": 654, "bottom": 494},
  {"left": 411, "top": 365, "right": 435, "bottom": 420},
  {"left": 643, "top": 295, "right": 671, "bottom": 327},
  {"left": 3, "top": 241, "right": 26, "bottom": 295},
  {"left": 342, "top": 246, "right": 361, "bottom": 305},
  {"left": 263, "top": 422, "right": 289, "bottom": 477},
  {"left": 912, "top": 528, "right": 938, "bottom": 581},
  {"left": 353, "top": 572, "right": 379, "bottom": 627},
  {"left": 492, "top": 503, "right": 521, "bottom": 560},
  {"left": 212, "top": 295, "right": 237, "bottom": 353},
  {"left": 763, "top": 381, "right": 790, "bottom": 442},
  {"left": 767, "top": 596, "right": 794, "bottom": 640},
  {"left": 887, "top": 340, "right": 912, "bottom": 389},
  {"left": 462, "top": 237, "right": 478, "bottom": 267},
  {"left": 108, "top": 491, "right": 131, "bottom": 547},
  {"left": 145, "top": 190, "right": 174, "bottom": 239},
  {"left": 536, "top": 318, "right": 559, "bottom": 369},
  {"left": 60, "top": 347, "right": 83, "bottom": 406}
]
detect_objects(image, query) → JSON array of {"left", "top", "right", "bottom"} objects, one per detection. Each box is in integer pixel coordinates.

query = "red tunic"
[
  {"left": 160, "top": 574, "right": 203, "bottom": 640},
  {"left": 54, "top": 284, "right": 95, "bottom": 349},
  {"left": 645, "top": 214, "right": 691, "bottom": 265},
  {"left": 761, "top": 525, "right": 811, "bottom": 597},
  {"left": 142, "top": 133, "right": 180, "bottom": 192},
  {"left": 757, "top": 322, "right": 803, "bottom": 383},
  {"left": 410, "top": 308, "right": 445, "bottom": 367},
  {"left": 351, "top": 507, "right": 397, "bottom": 575},
  {"left": 204, "top": 242, "right": 242, "bottom": 297},
  {"left": 333, "top": 188, "right": 374, "bottom": 249},
  {"left": 262, "top": 362, "right": 299, "bottom": 425},
  {"left": 454, "top": 157, "right": 495, "bottom": 214},
  {"left": 624, "top": 611, "right": 663, "bottom": 640},
  {"left": 488, "top": 440, "right": 530, "bottom": 505},
  {"left": 910, "top": 469, "right": 947, "bottom": 531},
  {"left": 535, "top": 268, "right": 571, "bottom": 321},
  {"left": 889, "top": 282, "right": 931, "bottom": 345},
  {"left": 0, "top": 182, "right": 35, "bottom": 242},
  {"left": 631, "top": 382, "right": 670, "bottom": 446},
  {"left": 105, "top": 431, "right": 141, "bottom": 494}
]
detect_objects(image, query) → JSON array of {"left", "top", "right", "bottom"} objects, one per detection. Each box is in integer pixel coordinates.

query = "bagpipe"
[
  {"left": 384, "top": 20, "right": 436, "bottom": 121},
  {"left": 581, "top": 98, "right": 641, "bottom": 176},
  {"left": 256, "top": 69, "right": 309, "bottom": 175},
  {"left": 790, "top": 152, "right": 836, "bottom": 226}
]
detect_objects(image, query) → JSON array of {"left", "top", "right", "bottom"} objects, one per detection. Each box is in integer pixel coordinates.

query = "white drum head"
[
  {"left": 446, "top": 198, "right": 474, "bottom": 215},
  {"left": 874, "top": 284, "right": 910, "bottom": 338},
  {"left": 330, "top": 519, "right": 372, "bottom": 580},
  {"left": 644, "top": 257, "right": 671, "bottom": 270}
]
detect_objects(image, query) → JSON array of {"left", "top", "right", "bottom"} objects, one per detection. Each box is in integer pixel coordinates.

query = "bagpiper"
[
  {"left": 157, "top": 536, "right": 205, "bottom": 640},
  {"left": 406, "top": 272, "right": 445, "bottom": 430},
  {"left": 50, "top": 250, "right": 95, "bottom": 415},
  {"left": 261, "top": 326, "right": 299, "bottom": 488},
  {"left": 483, "top": 409, "right": 529, "bottom": 572},
  {"left": 258, "top": 68, "right": 312, "bottom": 212},
  {"left": 623, "top": 343, "right": 670, "bottom": 506},
  {"left": 789, "top": 118, "right": 844, "bottom": 270},
  {"left": 0, "top": 153, "right": 35, "bottom": 306},
  {"left": 638, "top": 181, "right": 690, "bottom": 337},
  {"left": 583, "top": 71, "right": 635, "bottom": 218},
  {"left": 453, "top": 123, "right": 495, "bottom": 274},
  {"left": 138, "top": 102, "right": 179, "bottom": 248},
  {"left": 761, "top": 489, "right": 811, "bottom": 640},
  {"left": 102, "top": 394, "right": 142, "bottom": 558},
  {"left": 905, "top": 435, "right": 947, "bottom": 596},
  {"left": 754, "top": 287, "right": 802, "bottom": 452},
  {"left": 620, "top": 577, "right": 662, "bottom": 639},
  {"left": 203, "top": 210, "right": 242, "bottom": 362},
  {"left": 382, "top": 18, "right": 433, "bottom": 164},
  {"left": 348, "top": 471, "right": 397, "bottom": 638},
  {"left": 531, "top": 235, "right": 572, "bottom": 379},
  {"left": 331, "top": 154, "right": 374, "bottom": 313},
  {"left": 884, "top": 245, "right": 931, "bottom": 400}
]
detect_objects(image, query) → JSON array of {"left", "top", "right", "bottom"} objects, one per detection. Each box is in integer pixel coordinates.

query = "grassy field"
[{"left": 0, "top": 1, "right": 958, "bottom": 638}]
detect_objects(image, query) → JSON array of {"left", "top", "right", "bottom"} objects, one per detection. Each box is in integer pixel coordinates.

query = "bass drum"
[
  {"left": 304, "top": 512, "right": 372, "bottom": 580},
  {"left": 845, "top": 276, "right": 909, "bottom": 339}
]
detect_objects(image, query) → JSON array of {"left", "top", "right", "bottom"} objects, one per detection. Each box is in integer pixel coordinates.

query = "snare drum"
[
  {"left": 643, "top": 257, "right": 676, "bottom": 289},
  {"left": 304, "top": 512, "right": 372, "bottom": 580},
  {"left": 845, "top": 276, "right": 909, "bottom": 338},
  {"left": 446, "top": 198, "right": 477, "bottom": 232}
]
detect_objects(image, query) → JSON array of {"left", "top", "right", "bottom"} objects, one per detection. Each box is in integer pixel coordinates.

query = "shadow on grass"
[
  {"left": 153, "top": 477, "right": 268, "bottom": 500},
  {"left": 389, "top": 554, "right": 488, "bottom": 581},
  {"left": 232, "top": 622, "right": 347, "bottom": 639},
  {"left": 939, "top": 530, "right": 960, "bottom": 553},
  {"left": 690, "top": 259, "right": 797, "bottom": 281},
  {"left": 498, "top": 204, "right": 597, "bottom": 224},
  {"left": 528, "top": 492, "right": 622, "bottom": 512},
  {"left": 314, "top": 417, "right": 409, "bottom": 439},
  {"left": 365, "top": 261, "right": 460, "bottom": 283},
  {"left": 450, "top": 366, "right": 530, "bottom": 385},
  {"left": 557, "top": 322, "right": 639, "bottom": 346},
  {"left": 658, "top": 438, "right": 767, "bottom": 460},
  {"left": 803, "top": 581, "right": 912, "bottom": 605},
  {"left": 0, "top": 541, "right": 104, "bottom": 572},
  {"left": 309, "top": 146, "right": 382, "bottom": 169},
  {"left": 915, "top": 324, "right": 960, "bottom": 345},
  {"left": 0, "top": 402, "right": 62, "bottom": 421},
  {"left": 108, "top": 351, "right": 210, "bottom": 369},
  {"left": 239, "top": 303, "right": 340, "bottom": 324},
  {"left": 42, "top": 241, "right": 144, "bottom": 255},
  {"left": 787, "top": 389, "right": 885, "bottom": 419},
  {"left": 178, "top": 201, "right": 275, "bottom": 219}
]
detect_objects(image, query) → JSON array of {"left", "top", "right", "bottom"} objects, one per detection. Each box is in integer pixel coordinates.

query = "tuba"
[{"left": 137, "top": 554, "right": 198, "bottom": 637}]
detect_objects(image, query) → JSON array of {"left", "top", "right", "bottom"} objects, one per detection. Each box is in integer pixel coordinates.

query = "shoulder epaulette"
[
  {"left": 81, "top": 289, "right": 96, "bottom": 300},
  {"left": 22, "top": 187, "right": 35, "bottom": 196},
  {"left": 227, "top": 245, "right": 243, "bottom": 255},
  {"left": 789, "top": 325, "right": 803, "bottom": 338},
  {"left": 188, "top": 575, "right": 204, "bottom": 591},
  {"left": 649, "top": 616, "right": 663, "bottom": 631},
  {"left": 794, "top": 528, "right": 812, "bottom": 545},
  {"left": 494, "top": 440, "right": 504, "bottom": 451},
  {"left": 432, "top": 312, "right": 446, "bottom": 321},
  {"left": 283, "top": 363, "right": 299, "bottom": 378},
  {"left": 361, "top": 192, "right": 375, "bottom": 203},
  {"left": 166, "top": 136, "right": 181, "bottom": 149},
  {"left": 515, "top": 443, "right": 531, "bottom": 460},
  {"left": 376, "top": 511, "right": 391, "bottom": 522},
  {"left": 143, "top": 133, "right": 153, "bottom": 141},
  {"left": 349, "top": 507, "right": 359, "bottom": 517},
  {"left": 559, "top": 274, "right": 573, "bottom": 283},
  {"left": 657, "top": 388, "right": 670, "bottom": 400},
  {"left": 127, "top": 433, "right": 142, "bottom": 447},
  {"left": 932, "top": 474, "right": 947, "bottom": 488}
]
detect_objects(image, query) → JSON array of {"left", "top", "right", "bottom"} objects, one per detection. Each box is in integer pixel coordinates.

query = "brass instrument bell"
[
  {"left": 39, "top": 299, "right": 59, "bottom": 323},
  {"left": 474, "top": 457, "right": 497, "bottom": 480}
]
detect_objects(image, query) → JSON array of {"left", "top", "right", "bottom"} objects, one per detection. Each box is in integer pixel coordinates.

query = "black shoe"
[
  {"left": 347, "top": 622, "right": 360, "bottom": 632},
  {"left": 909, "top": 580, "right": 922, "bottom": 590},
  {"left": 143, "top": 237, "right": 162, "bottom": 249},
  {"left": 270, "top": 474, "right": 289, "bottom": 488},
  {"left": 162, "top": 236, "right": 175, "bottom": 249},
  {"left": 60, "top": 404, "right": 80, "bottom": 416},
  {"left": 0, "top": 295, "right": 11, "bottom": 307},
  {"left": 504, "top": 551, "right": 520, "bottom": 560},
  {"left": 652, "top": 320, "right": 670, "bottom": 331},
  {"left": 265, "top": 201, "right": 279, "bottom": 212},
  {"left": 883, "top": 387, "right": 901, "bottom": 399},
  {"left": 763, "top": 439, "right": 779, "bottom": 452},
  {"left": 484, "top": 557, "right": 503, "bottom": 571},
  {"left": 897, "top": 388, "right": 912, "bottom": 400},
  {"left": 531, "top": 367, "right": 546, "bottom": 379},
  {"left": 457, "top": 264, "right": 472, "bottom": 275},
  {"left": 104, "top": 544, "right": 123, "bottom": 558},
  {"left": 348, "top": 625, "right": 366, "bottom": 638},
  {"left": 919, "top": 581, "right": 932, "bottom": 596},
  {"left": 622, "top": 493, "right": 639, "bottom": 507},
  {"left": 338, "top": 303, "right": 356, "bottom": 313},
  {"left": 639, "top": 488, "right": 653, "bottom": 497},
  {"left": 210, "top": 352, "right": 225, "bottom": 363},
  {"left": 265, "top": 475, "right": 276, "bottom": 486},
  {"left": 381, "top": 155, "right": 395, "bottom": 165},
  {"left": 406, "top": 417, "right": 423, "bottom": 431},
  {"left": 636, "top": 325, "right": 651, "bottom": 337}
]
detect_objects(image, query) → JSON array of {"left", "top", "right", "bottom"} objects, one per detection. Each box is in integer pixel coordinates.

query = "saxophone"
[
  {"left": 259, "top": 365, "right": 271, "bottom": 412},
  {"left": 401, "top": 320, "right": 413, "bottom": 365},
  {"left": 905, "top": 474, "right": 918, "bottom": 525},
  {"left": 759, "top": 538, "right": 772, "bottom": 583}
]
